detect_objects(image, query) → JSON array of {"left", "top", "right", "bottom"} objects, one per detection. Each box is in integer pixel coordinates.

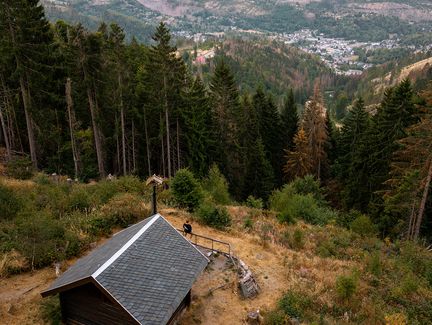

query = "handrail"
[{"left": 177, "top": 229, "right": 231, "bottom": 256}]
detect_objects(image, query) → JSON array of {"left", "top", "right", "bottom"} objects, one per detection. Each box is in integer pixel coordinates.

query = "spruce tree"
[
  {"left": 337, "top": 98, "right": 371, "bottom": 211},
  {"left": 0, "top": 0, "right": 55, "bottom": 168},
  {"left": 210, "top": 60, "right": 244, "bottom": 198},
  {"left": 244, "top": 138, "right": 274, "bottom": 202},
  {"left": 181, "top": 76, "right": 214, "bottom": 177},
  {"left": 280, "top": 88, "right": 298, "bottom": 151},
  {"left": 366, "top": 80, "right": 418, "bottom": 223}
]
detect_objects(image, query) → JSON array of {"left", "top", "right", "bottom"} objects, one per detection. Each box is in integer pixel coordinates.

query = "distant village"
[{"left": 178, "top": 29, "right": 432, "bottom": 76}]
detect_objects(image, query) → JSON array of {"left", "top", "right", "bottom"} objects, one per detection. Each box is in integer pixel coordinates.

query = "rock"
[
  {"left": 6, "top": 304, "right": 17, "bottom": 315},
  {"left": 247, "top": 310, "right": 263, "bottom": 324},
  {"left": 289, "top": 318, "right": 300, "bottom": 325}
]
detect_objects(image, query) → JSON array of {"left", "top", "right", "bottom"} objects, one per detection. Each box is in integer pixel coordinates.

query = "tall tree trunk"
[
  {"left": 6, "top": 7, "right": 37, "bottom": 167},
  {"left": 87, "top": 86, "right": 105, "bottom": 178},
  {"left": 0, "top": 75, "right": 11, "bottom": 160},
  {"left": 163, "top": 75, "right": 171, "bottom": 178},
  {"left": 176, "top": 117, "right": 180, "bottom": 172},
  {"left": 115, "top": 113, "right": 120, "bottom": 174},
  {"left": 19, "top": 75, "right": 37, "bottom": 168},
  {"left": 414, "top": 158, "right": 432, "bottom": 240},
  {"left": 65, "top": 78, "right": 81, "bottom": 180},
  {"left": 144, "top": 107, "right": 151, "bottom": 176},
  {"left": 132, "top": 120, "right": 136, "bottom": 173},
  {"left": 119, "top": 74, "right": 127, "bottom": 176},
  {"left": 161, "top": 113, "right": 166, "bottom": 178}
]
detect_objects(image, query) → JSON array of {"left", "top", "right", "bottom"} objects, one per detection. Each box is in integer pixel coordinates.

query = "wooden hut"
[{"left": 41, "top": 214, "right": 209, "bottom": 325}]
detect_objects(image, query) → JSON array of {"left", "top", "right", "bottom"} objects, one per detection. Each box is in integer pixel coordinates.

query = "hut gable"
[{"left": 41, "top": 214, "right": 209, "bottom": 325}]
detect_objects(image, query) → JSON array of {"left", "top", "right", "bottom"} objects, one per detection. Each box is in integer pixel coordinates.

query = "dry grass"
[{"left": 0, "top": 203, "right": 395, "bottom": 324}]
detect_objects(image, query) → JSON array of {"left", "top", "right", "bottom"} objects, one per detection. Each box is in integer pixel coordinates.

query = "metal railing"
[{"left": 177, "top": 229, "right": 231, "bottom": 256}]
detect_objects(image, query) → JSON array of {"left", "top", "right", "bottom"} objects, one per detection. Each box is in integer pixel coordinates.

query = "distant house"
[{"left": 41, "top": 214, "right": 209, "bottom": 325}]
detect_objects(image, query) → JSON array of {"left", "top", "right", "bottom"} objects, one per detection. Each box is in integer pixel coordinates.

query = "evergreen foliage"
[{"left": 170, "top": 168, "right": 203, "bottom": 212}]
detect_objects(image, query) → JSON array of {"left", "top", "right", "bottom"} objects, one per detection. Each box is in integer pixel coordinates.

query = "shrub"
[
  {"left": 195, "top": 202, "right": 231, "bottom": 229},
  {"left": 337, "top": 209, "right": 362, "bottom": 228},
  {"left": 202, "top": 165, "right": 231, "bottom": 205},
  {"left": 244, "top": 217, "right": 254, "bottom": 229},
  {"left": 89, "top": 193, "right": 149, "bottom": 235},
  {"left": 336, "top": 274, "right": 358, "bottom": 300},
  {"left": 15, "top": 211, "right": 80, "bottom": 268},
  {"left": 171, "top": 169, "right": 203, "bottom": 211},
  {"left": 367, "top": 252, "right": 382, "bottom": 277},
  {"left": 6, "top": 157, "right": 34, "bottom": 180},
  {"left": 67, "top": 186, "right": 92, "bottom": 212},
  {"left": 0, "top": 183, "right": 21, "bottom": 220},
  {"left": 350, "top": 215, "right": 377, "bottom": 237},
  {"left": 277, "top": 194, "right": 335, "bottom": 226},
  {"left": 282, "top": 229, "right": 304, "bottom": 250},
  {"left": 278, "top": 291, "right": 311, "bottom": 319},
  {"left": 245, "top": 195, "right": 264, "bottom": 209},
  {"left": 264, "top": 310, "right": 288, "bottom": 325},
  {"left": 40, "top": 295, "right": 62, "bottom": 325},
  {"left": 290, "top": 175, "right": 326, "bottom": 204}
]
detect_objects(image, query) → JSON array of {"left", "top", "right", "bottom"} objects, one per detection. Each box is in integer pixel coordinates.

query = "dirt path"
[{"left": 0, "top": 268, "right": 55, "bottom": 324}]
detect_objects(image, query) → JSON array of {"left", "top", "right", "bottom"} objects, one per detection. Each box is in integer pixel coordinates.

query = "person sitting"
[{"left": 183, "top": 220, "right": 192, "bottom": 237}]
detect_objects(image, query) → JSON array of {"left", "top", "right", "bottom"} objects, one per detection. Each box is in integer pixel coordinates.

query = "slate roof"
[{"left": 41, "top": 214, "right": 209, "bottom": 325}]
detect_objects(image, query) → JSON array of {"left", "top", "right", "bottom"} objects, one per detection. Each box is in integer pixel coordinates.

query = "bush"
[
  {"left": 264, "top": 310, "right": 288, "bottom": 325},
  {"left": 15, "top": 211, "right": 80, "bottom": 268},
  {"left": 278, "top": 291, "right": 311, "bottom": 319},
  {"left": 282, "top": 229, "right": 304, "bottom": 250},
  {"left": 67, "top": 186, "right": 92, "bottom": 212},
  {"left": 350, "top": 215, "right": 377, "bottom": 237},
  {"left": 202, "top": 165, "right": 231, "bottom": 205},
  {"left": 244, "top": 217, "right": 254, "bottom": 229},
  {"left": 195, "top": 202, "right": 231, "bottom": 230},
  {"left": 6, "top": 157, "right": 34, "bottom": 180},
  {"left": 277, "top": 194, "right": 335, "bottom": 226},
  {"left": 245, "top": 195, "right": 264, "bottom": 209},
  {"left": 290, "top": 175, "right": 326, "bottom": 204},
  {"left": 40, "top": 295, "right": 62, "bottom": 325},
  {"left": 89, "top": 193, "right": 149, "bottom": 235},
  {"left": 0, "top": 183, "right": 21, "bottom": 220},
  {"left": 367, "top": 252, "right": 382, "bottom": 277},
  {"left": 336, "top": 274, "right": 358, "bottom": 300},
  {"left": 171, "top": 169, "right": 203, "bottom": 211}
]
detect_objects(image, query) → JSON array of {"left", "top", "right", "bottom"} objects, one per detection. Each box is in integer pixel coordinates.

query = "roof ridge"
[{"left": 91, "top": 214, "right": 160, "bottom": 278}]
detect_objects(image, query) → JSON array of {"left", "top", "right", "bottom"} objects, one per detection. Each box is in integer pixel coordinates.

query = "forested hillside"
[{"left": 1, "top": 2, "right": 432, "bottom": 324}]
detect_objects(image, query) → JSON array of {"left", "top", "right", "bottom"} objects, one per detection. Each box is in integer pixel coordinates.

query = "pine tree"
[
  {"left": 244, "top": 138, "right": 274, "bottom": 202},
  {"left": 337, "top": 98, "right": 370, "bottom": 210},
  {"left": 366, "top": 80, "right": 418, "bottom": 223},
  {"left": 284, "top": 127, "right": 312, "bottom": 180},
  {"left": 302, "top": 84, "right": 328, "bottom": 179},
  {"left": 252, "top": 88, "right": 282, "bottom": 185},
  {"left": 0, "top": 0, "right": 55, "bottom": 168},
  {"left": 181, "top": 76, "right": 214, "bottom": 177},
  {"left": 384, "top": 84, "right": 432, "bottom": 240},
  {"left": 138, "top": 22, "right": 186, "bottom": 178},
  {"left": 280, "top": 88, "right": 298, "bottom": 151},
  {"left": 210, "top": 60, "right": 244, "bottom": 198}
]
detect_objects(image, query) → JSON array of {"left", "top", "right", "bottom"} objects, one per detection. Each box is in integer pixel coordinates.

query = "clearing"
[{"left": 0, "top": 206, "right": 353, "bottom": 324}]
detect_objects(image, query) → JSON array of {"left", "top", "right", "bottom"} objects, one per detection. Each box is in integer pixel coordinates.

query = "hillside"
[
  {"left": 41, "top": 0, "right": 432, "bottom": 43},
  {"left": 189, "top": 38, "right": 340, "bottom": 103},
  {"left": 1, "top": 175, "right": 432, "bottom": 324}
]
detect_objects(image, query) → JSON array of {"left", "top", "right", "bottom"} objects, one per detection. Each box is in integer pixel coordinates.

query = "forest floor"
[{"left": 0, "top": 206, "right": 354, "bottom": 325}]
